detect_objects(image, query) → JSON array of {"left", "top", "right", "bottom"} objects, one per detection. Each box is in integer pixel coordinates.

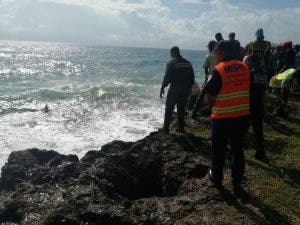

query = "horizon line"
[{"left": 0, "top": 39, "right": 205, "bottom": 52}]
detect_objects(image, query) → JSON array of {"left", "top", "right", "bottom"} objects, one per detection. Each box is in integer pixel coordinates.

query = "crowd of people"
[{"left": 159, "top": 28, "right": 300, "bottom": 192}]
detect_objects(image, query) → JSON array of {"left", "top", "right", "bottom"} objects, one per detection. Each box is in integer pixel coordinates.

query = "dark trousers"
[
  {"left": 187, "top": 94, "right": 199, "bottom": 110},
  {"left": 251, "top": 116, "right": 264, "bottom": 154},
  {"left": 164, "top": 87, "right": 189, "bottom": 130},
  {"left": 277, "top": 88, "right": 290, "bottom": 115},
  {"left": 250, "top": 94, "right": 265, "bottom": 155},
  {"left": 211, "top": 116, "right": 249, "bottom": 185}
]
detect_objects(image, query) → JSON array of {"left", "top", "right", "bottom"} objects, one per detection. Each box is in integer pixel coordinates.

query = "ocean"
[{"left": 0, "top": 40, "right": 206, "bottom": 169}]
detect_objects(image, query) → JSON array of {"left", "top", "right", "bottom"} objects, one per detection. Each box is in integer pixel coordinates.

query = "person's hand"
[{"left": 160, "top": 88, "right": 165, "bottom": 98}]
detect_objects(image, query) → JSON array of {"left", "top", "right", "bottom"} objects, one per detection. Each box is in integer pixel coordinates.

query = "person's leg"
[
  {"left": 252, "top": 115, "right": 265, "bottom": 157},
  {"left": 281, "top": 88, "right": 290, "bottom": 106},
  {"left": 211, "top": 119, "right": 228, "bottom": 186},
  {"left": 192, "top": 91, "right": 205, "bottom": 118},
  {"left": 251, "top": 97, "right": 266, "bottom": 158},
  {"left": 163, "top": 89, "right": 177, "bottom": 132},
  {"left": 230, "top": 117, "right": 248, "bottom": 187},
  {"left": 177, "top": 92, "right": 189, "bottom": 132},
  {"left": 277, "top": 88, "right": 289, "bottom": 116},
  {"left": 187, "top": 94, "right": 197, "bottom": 110}
]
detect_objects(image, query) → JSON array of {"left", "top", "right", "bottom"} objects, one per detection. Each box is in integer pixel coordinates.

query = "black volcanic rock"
[
  {"left": 0, "top": 132, "right": 272, "bottom": 225},
  {"left": 0, "top": 148, "right": 79, "bottom": 190}
]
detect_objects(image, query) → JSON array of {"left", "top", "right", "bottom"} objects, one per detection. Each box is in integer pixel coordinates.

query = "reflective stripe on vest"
[{"left": 212, "top": 60, "right": 250, "bottom": 119}]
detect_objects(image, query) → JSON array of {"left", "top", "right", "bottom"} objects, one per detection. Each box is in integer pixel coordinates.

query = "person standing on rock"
[
  {"left": 245, "top": 28, "right": 272, "bottom": 81},
  {"left": 228, "top": 32, "right": 242, "bottom": 60},
  {"left": 244, "top": 54, "right": 268, "bottom": 162},
  {"left": 160, "top": 46, "right": 195, "bottom": 134},
  {"left": 203, "top": 40, "right": 217, "bottom": 83},
  {"left": 191, "top": 40, "right": 216, "bottom": 119},
  {"left": 204, "top": 40, "right": 250, "bottom": 191}
]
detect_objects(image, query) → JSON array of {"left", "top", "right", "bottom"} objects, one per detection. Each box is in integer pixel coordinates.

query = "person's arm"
[
  {"left": 204, "top": 70, "right": 222, "bottom": 106},
  {"left": 204, "top": 67, "right": 209, "bottom": 79},
  {"left": 203, "top": 55, "right": 210, "bottom": 79},
  {"left": 192, "top": 70, "right": 222, "bottom": 118},
  {"left": 205, "top": 93, "right": 216, "bottom": 106},
  {"left": 245, "top": 43, "right": 250, "bottom": 55},
  {"left": 191, "top": 65, "right": 195, "bottom": 86},
  {"left": 160, "top": 62, "right": 173, "bottom": 98}
]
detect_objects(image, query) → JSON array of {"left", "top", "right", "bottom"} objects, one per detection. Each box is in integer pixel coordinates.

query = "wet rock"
[
  {"left": 0, "top": 132, "right": 274, "bottom": 225},
  {"left": 0, "top": 149, "right": 80, "bottom": 190}
]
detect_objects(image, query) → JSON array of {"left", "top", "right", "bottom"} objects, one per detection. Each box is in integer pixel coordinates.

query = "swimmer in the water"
[{"left": 41, "top": 104, "right": 50, "bottom": 113}]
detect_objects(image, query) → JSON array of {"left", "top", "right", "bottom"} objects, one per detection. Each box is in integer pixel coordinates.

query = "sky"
[{"left": 0, "top": 0, "right": 299, "bottom": 49}]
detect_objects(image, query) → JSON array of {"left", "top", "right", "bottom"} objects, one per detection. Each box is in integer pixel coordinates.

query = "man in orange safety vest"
[{"left": 205, "top": 40, "right": 250, "bottom": 192}]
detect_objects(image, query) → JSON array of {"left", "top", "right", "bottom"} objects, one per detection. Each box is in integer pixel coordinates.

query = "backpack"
[{"left": 251, "top": 67, "right": 267, "bottom": 85}]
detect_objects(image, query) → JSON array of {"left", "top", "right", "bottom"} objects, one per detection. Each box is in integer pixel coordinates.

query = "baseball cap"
[{"left": 255, "top": 28, "right": 264, "bottom": 39}]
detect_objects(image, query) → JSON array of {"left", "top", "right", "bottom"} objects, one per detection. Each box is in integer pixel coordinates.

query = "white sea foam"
[
  {"left": 0, "top": 98, "right": 164, "bottom": 169},
  {"left": 0, "top": 41, "right": 205, "bottom": 171},
  {"left": 0, "top": 69, "right": 11, "bottom": 74},
  {"left": 0, "top": 53, "right": 11, "bottom": 58},
  {"left": 17, "top": 68, "right": 36, "bottom": 75}
]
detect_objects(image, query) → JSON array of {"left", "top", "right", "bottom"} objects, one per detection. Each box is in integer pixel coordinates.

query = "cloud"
[
  {"left": 0, "top": 0, "right": 299, "bottom": 49},
  {"left": 176, "top": 0, "right": 208, "bottom": 4}
]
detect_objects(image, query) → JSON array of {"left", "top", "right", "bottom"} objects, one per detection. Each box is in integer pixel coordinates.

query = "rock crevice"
[{"left": 0, "top": 132, "right": 273, "bottom": 225}]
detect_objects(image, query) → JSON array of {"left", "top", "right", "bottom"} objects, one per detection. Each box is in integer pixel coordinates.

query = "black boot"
[
  {"left": 176, "top": 128, "right": 185, "bottom": 134},
  {"left": 255, "top": 148, "right": 269, "bottom": 163},
  {"left": 158, "top": 127, "right": 169, "bottom": 135},
  {"left": 208, "top": 169, "right": 223, "bottom": 189}
]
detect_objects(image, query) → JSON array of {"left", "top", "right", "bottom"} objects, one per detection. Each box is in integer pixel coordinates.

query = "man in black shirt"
[
  {"left": 160, "top": 46, "right": 195, "bottom": 134},
  {"left": 228, "top": 32, "right": 242, "bottom": 60},
  {"left": 244, "top": 54, "right": 268, "bottom": 162}
]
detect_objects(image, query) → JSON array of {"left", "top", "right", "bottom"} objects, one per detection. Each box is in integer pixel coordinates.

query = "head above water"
[
  {"left": 255, "top": 28, "right": 264, "bottom": 40},
  {"left": 170, "top": 46, "right": 180, "bottom": 58},
  {"left": 215, "top": 33, "right": 224, "bottom": 42},
  {"left": 214, "top": 40, "right": 235, "bottom": 62}
]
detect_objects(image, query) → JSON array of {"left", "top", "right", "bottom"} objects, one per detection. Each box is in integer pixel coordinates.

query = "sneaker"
[
  {"left": 233, "top": 185, "right": 247, "bottom": 198},
  {"left": 208, "top": 169, "right": 223, "bottom": 189}
]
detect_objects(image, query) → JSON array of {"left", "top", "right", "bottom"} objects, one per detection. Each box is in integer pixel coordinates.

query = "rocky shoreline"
[{"left": 0, "top": 127, "right": 281, "bottom": 225}]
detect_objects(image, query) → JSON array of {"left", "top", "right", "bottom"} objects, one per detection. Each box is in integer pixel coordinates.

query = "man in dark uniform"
[
  {"left": 244, "top": 54, "right": 268, "bottom": 162},
  {"left": 228, "top": 32, "right": 242, "bottom": 60},
  {"left": 160, "top": 46, "right": 195, "bottom": 134},
  {"left": 205, "top": 41, "right": 250, "bottom": 191}
]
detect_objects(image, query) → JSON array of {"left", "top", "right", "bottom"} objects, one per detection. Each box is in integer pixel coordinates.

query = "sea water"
[{"left": 0, "top": 40, "right": 206, "bottom": 168}]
